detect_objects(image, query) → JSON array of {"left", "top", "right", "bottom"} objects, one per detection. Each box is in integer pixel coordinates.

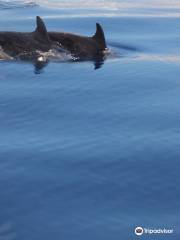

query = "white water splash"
[
  {"left": 0, "top": 46, "right": 13, "bottom": 60},
  {"left": 36, "top": 49, "right": 77, "bottom": 62}
]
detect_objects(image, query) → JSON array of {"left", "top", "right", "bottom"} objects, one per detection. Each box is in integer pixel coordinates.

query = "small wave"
[
  {"left": 1, "top": 0, "right": 180, "bottom": 17},
  {"left": 35, "top": 0, "right": 180, "bottom": 10},
  {"left": 107, "top": 42, "right": 140, "bottom": 60},
  {"left": 35, "top": 0, "right": 180, "bottom": 18},
  {"left": 37, "top": 48, "right": 119, "bottom": 63},
  {"left": 0, "top": 46, "right": 120, "bottom": 64},
  {"left": 132, "top": 53, "right": 180, "bottom": 64},
  {"left": 0, "top": 222, "right": 16, "bottom": 240},
  {"left": 0, "top": 0, "right": 37, "bottom": 10},
  {"left": 108, "top": 42, "right": 139, "bottom": 52}
]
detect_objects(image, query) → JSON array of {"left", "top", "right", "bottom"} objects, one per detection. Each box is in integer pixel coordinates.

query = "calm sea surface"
[{"left": 0, "top": 1, "right": 180, "bottom": 239}]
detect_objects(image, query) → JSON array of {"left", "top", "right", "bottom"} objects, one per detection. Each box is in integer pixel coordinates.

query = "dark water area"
[{"left": 0, "top": 1, "right": 180, "bottom": 240}]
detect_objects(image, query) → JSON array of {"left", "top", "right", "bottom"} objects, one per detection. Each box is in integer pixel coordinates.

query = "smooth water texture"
[{"left": 0, "top": 1, "right": 180, "bottom": 240}]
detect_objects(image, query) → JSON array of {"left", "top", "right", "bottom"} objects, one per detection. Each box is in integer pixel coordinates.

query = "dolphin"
[
  {"left": 0, "top": 16, "right": 107, "bottom": 69},
  {"left": 0, "top": 16, "right": 51, "bottom": 60},
  {"left": 48, "top": 23, "right": 107, "bottom": 59}
]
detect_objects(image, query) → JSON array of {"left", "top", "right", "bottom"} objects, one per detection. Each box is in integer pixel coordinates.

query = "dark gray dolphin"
[
  {"left": 48, "top": 23, "right": 107, "bottom": 59},
  {"left": 0, "top": 16, "right": 51, "bottom": 59},
  {"left": 0, "top": 16, "right": 107, "bottom": 67}
]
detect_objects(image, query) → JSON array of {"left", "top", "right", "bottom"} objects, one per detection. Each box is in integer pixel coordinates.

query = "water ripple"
[
  {"left": 0, "top": 0, "right": 37, "bottom": 10},
  {"left": 0, "top": 223, "right": 16, "bottom": 240}
]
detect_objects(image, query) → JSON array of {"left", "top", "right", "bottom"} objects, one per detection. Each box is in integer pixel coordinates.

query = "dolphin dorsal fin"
[
  {"left": 93, "top": 23, "right": 106, "bottom": 50},
  {"left": 35, "top": 16, "right": 49, "bottom": 41}
]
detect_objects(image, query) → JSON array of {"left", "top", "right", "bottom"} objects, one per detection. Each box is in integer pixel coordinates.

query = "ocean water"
[{"left": 0, "top": 1, "right": 180, "bottom": 239}]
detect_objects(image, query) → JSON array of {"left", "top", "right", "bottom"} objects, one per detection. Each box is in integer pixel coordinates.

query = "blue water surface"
[{"left": 0, "top": 1, "right": 180, "bottom": 240}]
